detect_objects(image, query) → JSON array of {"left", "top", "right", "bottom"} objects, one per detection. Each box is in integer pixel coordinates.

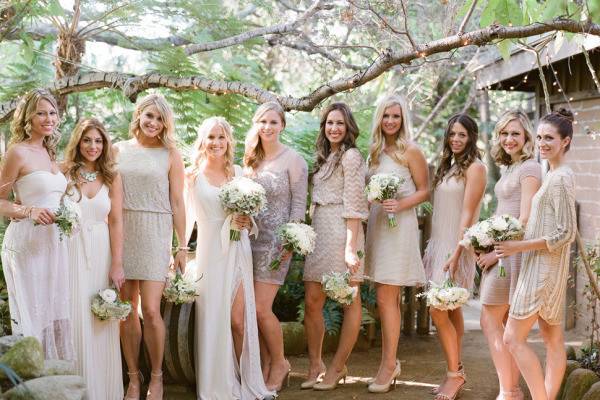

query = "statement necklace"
[{"left": 80, "top": 170, "right": 98, "bottom": 183}]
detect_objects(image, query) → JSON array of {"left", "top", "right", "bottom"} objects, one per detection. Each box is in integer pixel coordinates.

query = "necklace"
[{"left": 80, "top": 170, "right": 98, "bottom": 183}]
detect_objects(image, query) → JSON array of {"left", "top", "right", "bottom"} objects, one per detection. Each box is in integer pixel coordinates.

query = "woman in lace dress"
[
  {"left": 63, "top": 118, "right": 125, "bottom": 400},
  {"left": 365, "top": 95, "right": 429, "bottom": 393},
  {"left": 0, "top": 89, "right": 73, "bottom": 360},
  {"left": 498, "top": 110, "right": 577, "bottom": 400},
  {"left": 423, "top": 114, "right": 486, "bottom": 400},
  {"left": 477, "top": 111, "right": 541, "bottom": 400},
  {"left": 186, "top": 117, "right": 274, "bottom": 400},
  {"left": 243, "top": 102, "right": 308, "bottom": 392},
  {"left": 115, "top": 94, "right": 186, "bottom": 400},
  {"left": 303, "top": 102, "right": 369, "bottom": 391}
]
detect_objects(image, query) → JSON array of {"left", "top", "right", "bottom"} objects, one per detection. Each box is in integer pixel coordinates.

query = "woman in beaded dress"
[
  {"left": 243, "top": 102, "right": 308, "bottom": 393},
  {"left": 63, "top": 118, "right": 125, "bottom": 400},
  {"left": 423, "top": 114, "right": 487, "bottom": 400},
  {"left": 364, "top": 95, "right": 429, "bottom": 393},
  {"left": 498, "top": 110, "right": 577, "bottom": 400},
  {"left": 115, "top": 94, "right": 187, "bottom": 400},
  {"left": 0, "top": 89, "right": 73, "bottom": 361},
  {"left": 477, "top": 111, "right": 541, "bottom": 400},
  {"left": 302, "top": 102, "right": 369, "bottom": 391}
]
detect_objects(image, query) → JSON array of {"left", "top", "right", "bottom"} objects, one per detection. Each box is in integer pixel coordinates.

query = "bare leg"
[
  {"left": 538, "top": 319, "right": 566, "bottom": 400},
  {"left": 430, "top": 307, "right": 464, "bottom": 397},
  {"left": 120, "top": 280, "right": 142, "bottom": 399},
  {"left": 254, "top": 281, "right": 289, "bottom": 391},
  {"left": 139, "top": 281, "right": 166, "bottom": 400},
  {"left": 504, "top": 315, "right": 547, "bottom": 400},
  {"left": 448, "top": 308, "right": 464, "bottom": 362},
  {"left": 259, "top": 333, "right": 270, "bottom": 382},
  {"left": 320, "top": 282, "right": 362, "bottom": 385},
  {"left": 231, "top": 285, "right": 246, "bottom": 363},
  {"left": 303, "top": 282, "right": 327, "bottom": 382},
  {"left": 374, "top": 284, "right": 402, "bottom": 385}
]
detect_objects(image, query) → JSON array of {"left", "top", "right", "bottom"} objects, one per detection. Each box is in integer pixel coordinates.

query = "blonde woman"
[
  {"left": 478, "top": 111, "right": 541, "bottom": 400},
  {"left": 365, "top": 95, "right": 429, "bottom": 393},
  {"left": 0, "top": 89, "right": 73, "bottom": 360},
  {"left": 115, "top": 94, "right": 186, "bottom": 400},
  {"left": 63, "top": 118, "right": 125, "bottom": 400},
  {"left": 186, "top": 117, "right": 274, "bottom": 399},
  {"left": 244, "top": 101, "right": 308, "bottom": 392}
]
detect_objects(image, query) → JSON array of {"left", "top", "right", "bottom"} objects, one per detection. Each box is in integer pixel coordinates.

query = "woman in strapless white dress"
[{"left": 0, "top": 89, "right": 73, "bottom": 360}]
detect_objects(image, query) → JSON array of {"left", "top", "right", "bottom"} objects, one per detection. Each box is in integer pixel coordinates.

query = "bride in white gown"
[{"left": 185, "top": 117, "right": 274, "bottom": 400}]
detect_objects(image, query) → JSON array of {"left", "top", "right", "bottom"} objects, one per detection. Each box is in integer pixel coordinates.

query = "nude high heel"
[
  {"left": 313, "top": 365, "right": 348, "bottom": 391},
  {"left": 146, "top": 371, "right": 163, "bottom": 400},
  {"left": 433, "top": 369, "right": 466, "bottom": 400},
  {"left": 300, "top": 361, "right": 326, "bottom": 389},
  {"left": 368, "top": 360, "right": 401, "bottom": 393}
]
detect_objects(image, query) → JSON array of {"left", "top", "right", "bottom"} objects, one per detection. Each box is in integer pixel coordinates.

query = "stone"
[
  {"left": 0, "top": 336, "right": 44, "bottom": 380},
  {"left": 281, "top": 321, "right": 307, "bottom": 355},
  {"left": 567, "top": 345, "right": 578, "bottom": 360},
  {"left": 582, "top": 381, "right": 600, "bottom": 400},
  {"left": 4, "top": 375, "right": 86, "bottom": 400},
  {"left": 563, "top": 368, "right": 599, "bottom": 400},
  {"left": 0, "top": 335, "right": 24, "bottom": 355},
  {"left": 560, "top": 360, "right": 583, "bottom": 399},
  {"left": 42, "top": 360, "right": 75, "bottom": 376}
]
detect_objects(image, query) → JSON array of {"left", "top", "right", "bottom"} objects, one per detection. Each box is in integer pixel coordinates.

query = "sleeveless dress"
[
  {"left": 185, "top": 166, "right": 274, "bottom": 400},
  {"left": 1, "top": 171, "right": 73, "bottom": 360},
  {"left": 365, "top": 153, "right": 426, "bottom": 286},
  {"left": 304, "top": 149, "right": 369, "bottom": 282},
  {"left": 68, "top": 185, "right": 123, "bottom": 400},
  {"left": 423, "top": 164, "right": 483, "bottom": 291},
  {"left": 510, "top": 166, "right": 577, "bottom": 325},
  {"left": 249, "top": 147, "right": 308, "bottom": 285},
  {"left": 480, "top": 159, "right": 541, "bottom": 305},
  {"left": 116, "top": 140, "right": 173, "bottom": 281}
]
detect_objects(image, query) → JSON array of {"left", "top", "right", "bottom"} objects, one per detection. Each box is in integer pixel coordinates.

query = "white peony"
[
  {"left": 99, "top": 288, "right": 117, "bottom": 303},
  {"left": 491, "top": 216, "right": 508, "bottom": 231}
]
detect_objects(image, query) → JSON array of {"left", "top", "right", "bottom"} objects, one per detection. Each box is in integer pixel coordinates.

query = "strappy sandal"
[
  {"left": 124, "top": 370, "right": 143, "bottom": 400},
  {"left": 430, "top": 362, "right": 463, "bottom": 395},
  {"left": 433, "top": 369, "right": 466, "bottom": 400},
  {"left": 146, "top": 371, "right": 163, "bottom": 400}
]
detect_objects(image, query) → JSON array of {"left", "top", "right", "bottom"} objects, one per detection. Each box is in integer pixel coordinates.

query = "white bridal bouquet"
[
  {"left": 365, "top": 173, "right": 404, "bottom": 228},
  {"left": 91, "top": 288, "right": 132, "bottom": 321},
  {"left": 269, "top": 222, "right": 317, "bottom": 271},
  {"left": 419, "top": 279, "right": 470, "bottom": 311},
  {"left": 47, "top": 198, "right": 81, "bottom": 240},
  {"left": 460, "top": 214, "right": 524, "bottom": 277},
  {"left": 163, "top": 270, "right": 201, "bottom": 305},
  {"left": 219, "top": 177, "right": 267, "bottom": 241},
  {"left": 321, "top": 251, "right": 364, "bottom": 305}
]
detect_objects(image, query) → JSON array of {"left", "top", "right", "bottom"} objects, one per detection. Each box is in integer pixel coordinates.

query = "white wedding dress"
[
  {"left": 68, "top": 185, "right": 123, "bottom": 400},
  {"left": 185, "top": 165, "right": 274, "bottom": 400}
]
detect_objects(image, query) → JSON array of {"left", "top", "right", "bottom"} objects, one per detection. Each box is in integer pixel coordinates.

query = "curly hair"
[
  {"left": 129, "top": 93, "right": 176, "bottom": 149},
  {"left": 490, "top": 110, "right": 535, "bottom": 166},
  {"left": 243, "top": 101, "right": 286, "bottom": 171},
  {"left": 190, "top": 117, "right": 235, "bottom": 181}
]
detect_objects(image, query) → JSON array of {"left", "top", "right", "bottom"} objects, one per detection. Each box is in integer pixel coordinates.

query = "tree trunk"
[{"left": 477, "top": 89, "right": 500, "bottom": 185}]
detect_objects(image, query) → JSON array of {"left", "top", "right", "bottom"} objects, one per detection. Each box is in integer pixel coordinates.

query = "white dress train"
[{"left": 185, "top": 165, "right": 274, "bottom": 400}]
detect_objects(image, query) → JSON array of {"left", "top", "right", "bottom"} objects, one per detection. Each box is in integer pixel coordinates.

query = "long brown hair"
[
  {"left": 64, "top": 118, "right": 117, "bottom": 199},
  {"left": 243, "top": 102, "right": 286, "bottom": 171},
  {"left": 432, "top": 113, "right": 481, "bottom": 188}
]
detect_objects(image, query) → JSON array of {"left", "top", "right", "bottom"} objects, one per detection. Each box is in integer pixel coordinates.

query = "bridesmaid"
[
  {"left": 243, "top": 101, "right": 308, "bottom": 392},
  {"left": 365, "top": 95, "right": 429, "bottom": 393},
  {"left": 477, "top": 111, "right": 541, "bottom": 400},
  {"left": 63, "top": 118, "right": 125, "bottom": 400},
  {"left": 115, "top": 94, "right": 186, "bottom": 400},
  {"left": 499, "top": 109, "right": 577, "bottom": 400},
  {"left": 0, "top": 89, "right": 73, "bottom": 360},
  {"left": 186, "top": 117, "right": 274, "bottom": 399},
  {"left": 423, "top": 114, "right": 486, "bottom": 400},
  {"left": 302, "top": 102, "right": 368, "bottom": 391}
]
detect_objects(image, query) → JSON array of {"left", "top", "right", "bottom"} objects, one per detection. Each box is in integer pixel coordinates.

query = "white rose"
[
  {"left": 99, "top": 288, "right": 117, "bottom": 303},
  {"left": 491, "top": 217, "right": 508, "bottom": 231}
]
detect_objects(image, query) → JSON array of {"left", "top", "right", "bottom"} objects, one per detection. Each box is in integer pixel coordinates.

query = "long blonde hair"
[
  {"left": 129, "top": 93, "right": 176, "bottom": 148},
  {"left": 490, "top": 110, "right": 535, "bottom": 166},
  {"left": 190, "top": 117, "right": 235, "bottom": 180},
  {"left": 243, "top": 102, "right": 286, "bottom": 171},
  {"left": 9, "top": 89, "right": 61, "bottom": 161},
  {"left": 368, "top": 94, "right": 412, "bottom": 170}
]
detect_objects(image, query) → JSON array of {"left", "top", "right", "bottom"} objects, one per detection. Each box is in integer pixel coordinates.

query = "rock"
[
  {"left": 0, "top": 336, "right": 44, "bottom": 380},
  {"left": 281, "top": 321, "right": 307, "bottom": 355},
  {"left": 0, "top": 335, "right": 24, "bottom": 355},
  {"left": 582, "top": 382, "right": 600, "bottom": 400},
  {"left": 42, "top": 360, "right": 75, "bottom": 376},
  {"left": 566, "top": 345, "right": 577, "bottom": 360},
  {"left": 563, "top": 368, "right": 599, "bottom": 400},
  {"left": 4, "top": 375, "right": 86, "bottom": 400},
  {"left": 560, "top": 360, "right": 582, "bottom": 399}
]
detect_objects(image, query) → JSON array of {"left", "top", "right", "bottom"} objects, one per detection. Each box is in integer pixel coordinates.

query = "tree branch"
[{"left": 458, "top": 0, "right": 478, "bottom": 34}]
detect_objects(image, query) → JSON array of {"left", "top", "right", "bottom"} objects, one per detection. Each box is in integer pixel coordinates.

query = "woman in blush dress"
[
  {"left": 423, "top": 114, "right": 487, "bottom": 400},
  {"left": 499, "top": 109, "right": 577, "bottom": 400},
  {"left": 186, "top": 117, "right": 274, "bottom": 400},
  {"left": 63, "top": 118, "right": 125, "bottom": 400},
  {"left": 0, "top": 89, "right": 73, "bottom": 360},
  {"left": 477, "top": 111, "right": 541, "bottom": 400},
  {"left": 365, "top": 95, "right": 429, "bottom": 393},
  {"left": 115, "top": 94, "right": 186, "bottom": 400},
  {"left": 302, "top": 102, "right": 368, "bottom": 391},
  {"left": 244, "top": 102, "right": 308, "bottom": 393}
]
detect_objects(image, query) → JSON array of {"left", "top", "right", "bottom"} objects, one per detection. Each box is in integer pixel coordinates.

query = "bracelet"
[
  {"left": 27, "top": 206, "right": 33, "bottom": 219},
  {"left": 176, "top": 246, "right": 190, "bottom": 252}
]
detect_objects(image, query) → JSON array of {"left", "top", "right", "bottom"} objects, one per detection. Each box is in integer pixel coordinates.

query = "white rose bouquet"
[
  {"left": 321, "top": 271, "right": 358, "bottom": 305},
  {"left": 163, "top": 270, "right": 201, "bottom": 304},
  {"left": 365, "top": 173, "right": 404, "bottom": 228},
  {"left": 51, "top": 198, "right": 81, "bottom": 240},
  {"left": 460, "top": 214, "right": 524, "bottom": 277},
  {"left": 269, "top": 222, "right": 317, "bottom": 271},
  {"left": 418, "top": 279, "right": 470, "bottom": 311},
  {"left": 91, "top": 288, "right": 132, "bottom": 321},
  {"left": 219, "top": 177, "right": 267, "bottom": 241}
]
